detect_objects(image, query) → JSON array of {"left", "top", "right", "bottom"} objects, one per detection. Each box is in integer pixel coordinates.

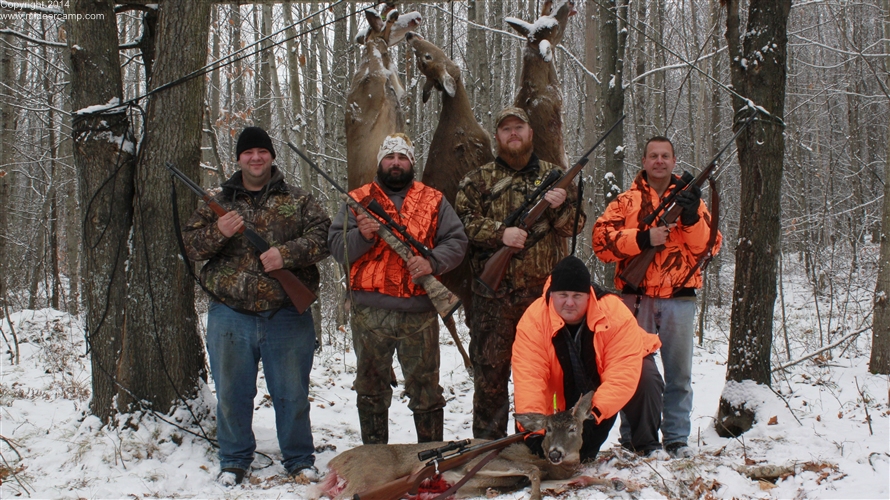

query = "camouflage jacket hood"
[
  {"left": 454, "top": 155, "right": 587, "bottom": 297},
  {"left": 182, "top": 165, "right": 331, "bottom": 312}
]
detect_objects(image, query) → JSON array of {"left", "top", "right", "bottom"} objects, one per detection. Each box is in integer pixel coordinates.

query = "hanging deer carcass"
[
  {"left": 405, "top": 31, "right": 494, "bottom": 328},
  {"left": 345, "top": 5, "right": 422, "bottom": 190},
  {"left": 311, "top": 392, "right": 619, "bottom": 500},
  {"left": 506, "top": 0, "right": 577, "bottom": 169}
]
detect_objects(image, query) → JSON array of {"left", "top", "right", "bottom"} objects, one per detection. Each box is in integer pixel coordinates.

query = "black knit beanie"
[
  {"left": 550, "top": 256, "right": 591, "bottom": 293},
  {"left": 236, "top": 126, "right": 276, "bottom": 159}
]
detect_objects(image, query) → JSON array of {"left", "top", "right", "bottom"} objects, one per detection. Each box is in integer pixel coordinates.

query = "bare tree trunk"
[
  {"left": 598, "top": 0, "right": 628, "bottom": 205},
  {"left": 0, "top": 20, "right": 13, "bottom": 319},
  {"left": 467, "top": 0, "right": 490, "bottom": 129},
  {"left": 870, "top": 0, "right": 890, "bottom": 374},
  {"left": 255, "top": 4, "right": 273, "bottom": 127},
  {"left": 717, "top": 0, "right": 791, "bottom": 437},
  {"left": 119, "top": 0, "right": 210, "bottom": 413},
  {"left": 67, "top": 0, "right": 136, "bottom": 422}
]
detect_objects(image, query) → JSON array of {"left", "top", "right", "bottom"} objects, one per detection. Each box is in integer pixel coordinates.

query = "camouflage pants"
[
  {"left": 469, "top": 286, "right": 543, "bottom": 439},
  {"left": 351, "top": 304, "right": 446, "bottom": 422}
]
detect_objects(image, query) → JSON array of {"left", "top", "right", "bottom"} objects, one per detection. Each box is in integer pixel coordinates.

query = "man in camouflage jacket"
[
  {"left": 455, "top": 108, "right": 586, "bottom": 439},
  {"left": 183, "top": 127, "right": 331, "bottom": 485}
]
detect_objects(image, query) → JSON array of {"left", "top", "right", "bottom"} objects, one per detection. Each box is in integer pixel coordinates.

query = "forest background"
[{"left": 0, "top": 0, "right": 889, "bottom": 496}]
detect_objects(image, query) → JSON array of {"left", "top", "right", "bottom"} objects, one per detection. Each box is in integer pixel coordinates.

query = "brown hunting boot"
[
  {"left": 414, "top": 409, "right": 444, "bottom": 443},
  {"left": 358, "top": 410, "right": 389, "bottom": 444}
]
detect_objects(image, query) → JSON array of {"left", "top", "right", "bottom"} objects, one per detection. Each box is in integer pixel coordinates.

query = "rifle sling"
[
  {"left": 170, "top": 178, "right": 280, "bottom": 319},
  {"left": 675, "top": 176, "right": 720, "bottom": 292},
  {"left": 431, "top": 449, "right": 503, "bottom": 500}
]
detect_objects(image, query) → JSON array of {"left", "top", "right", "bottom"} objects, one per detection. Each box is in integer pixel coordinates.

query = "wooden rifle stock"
[
  {"left": 354, "top": 431, "right": 530, "bottom": 500},
  {"left": 477, "top": 115, "right": 626, "bottom": 293},
  {"left": 166, "top": 163, "right": 316, "bottom": 313}
]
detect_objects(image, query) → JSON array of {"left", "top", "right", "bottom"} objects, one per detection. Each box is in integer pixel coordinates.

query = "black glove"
[{"left": 675, "top": 184, "right": 701, "bottom": 225}]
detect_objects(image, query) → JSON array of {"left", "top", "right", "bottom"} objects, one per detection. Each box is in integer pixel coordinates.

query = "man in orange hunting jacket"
[
  {"left": 513, "top": 256, "right": 664, "bottom": 461},
  {"left": 592, "top": 136, "right": 722, "bottom": 459}
]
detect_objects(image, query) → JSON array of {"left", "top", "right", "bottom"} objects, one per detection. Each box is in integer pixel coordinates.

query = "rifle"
[
  {"left": 477, "top": 115, "right": 626, "bottom": 293},
  {"left": 166, "top": 163, "right": 317, "bottom": 313},
  {"left": 353, "top": 431, "right": 530, "bottom": 500},
  {"left": 502, "top": 169, "right": 561, "bottom": 227},
  {"left": 618, "top": 111, "right": 757, "bottom": 289}
]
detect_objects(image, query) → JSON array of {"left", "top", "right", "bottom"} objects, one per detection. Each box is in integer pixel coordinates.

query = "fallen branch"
[{"left": 772, "top": 327, "right": 869, "bottom": 373}]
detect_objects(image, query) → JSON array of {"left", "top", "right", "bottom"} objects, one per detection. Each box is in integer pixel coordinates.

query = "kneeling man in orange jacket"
[{"left": 513, "top": 256, "right": 665, "bottom": 461}]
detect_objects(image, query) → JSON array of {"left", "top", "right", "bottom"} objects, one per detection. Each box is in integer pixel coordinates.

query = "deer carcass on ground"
[
  {"left": 405, "top": 31, "right": 494, "bottom": 324},
  {"left": 507, "top": 0, "right": 577, "bottom": 169},
  {"left": 311, "top": 392, "right": 617, "bottom": 500},
  {"left": 345, "top": 5, "right": 421, "bottom": 190}
]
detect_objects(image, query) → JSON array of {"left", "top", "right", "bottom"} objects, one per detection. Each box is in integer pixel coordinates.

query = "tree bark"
[
  {"left": 870, "top": 0, "right": 890, "bottom": 374},
  {"left": 0, "top": 18, "right": 14, "bottom": 319},
  {"left": 717, "top": 0, "right": 791, "bottom": 437},
  {"left": 598, "top": 0, "right": 627, "bottom": 205},
  {"left": 67, "top": 0, "right": 136, "bottom": 422},
  {"left": 118, "top": 0, "right": 210, "bottom": 412}
]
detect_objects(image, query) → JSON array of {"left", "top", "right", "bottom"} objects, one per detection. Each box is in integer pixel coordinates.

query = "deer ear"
[
  {"left": 440, "top": 72, "right": 456, "bottom": 97},
  {"left": 572, "top": 391, "right": 595, "bottom": 421},
  {"left": 365, "top": 9, "right": 384, "bottom": 34},
  {"left": 422, "top": 78, "right": 434, "bottom": 103},
  {"left": 514, "top": 413, "right": 549, "bottom": 432},
  {"left": 505, "top": 17, "right": 531, "bottom": 38}
]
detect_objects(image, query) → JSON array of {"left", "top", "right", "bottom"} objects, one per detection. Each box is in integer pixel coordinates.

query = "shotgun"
[
  {"left": 286, "top": 143, "right": 462, "bottom": 320},
  {"left": 477, "top": 115, "right": 625, "bottom": 293},
  {"left": 618, "top": 111, "right": 757, "bottom": 289},
  {"left": 353, "top": 431, "right": 530, "bottom": 500},
  {"left": 166, "top": 163, "right": 317, "bottom": 313}
]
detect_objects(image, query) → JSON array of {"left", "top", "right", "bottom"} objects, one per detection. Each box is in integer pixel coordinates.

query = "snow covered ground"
[{"left": 1, "top": 278, "right": 888, "bottom": 499}]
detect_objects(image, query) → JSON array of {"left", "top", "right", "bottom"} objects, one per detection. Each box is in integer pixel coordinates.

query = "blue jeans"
[
  {"left": 206, "top": 302, "right": 316, "bottom": 473},
  {"left": 621, "top": 295, "right": 696, "bottom": 445}
]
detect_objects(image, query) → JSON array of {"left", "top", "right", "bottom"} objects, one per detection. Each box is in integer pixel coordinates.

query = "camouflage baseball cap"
[{"left": 494, "top": 106, "right": 530, "bottom": 128}]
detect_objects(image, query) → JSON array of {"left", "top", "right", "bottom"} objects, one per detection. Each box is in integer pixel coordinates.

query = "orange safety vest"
[{"left": 348, "top": 181, "right": 442, "bottom": 298}]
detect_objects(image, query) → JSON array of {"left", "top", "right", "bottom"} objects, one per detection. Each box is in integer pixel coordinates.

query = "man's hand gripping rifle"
[
  {"left": 619, "top": 111, "right": 758, "bottom": 289},
  {"left": 477, "top": 115, "right": 626, "bottom": 293},
  {"left": 287, "top": 143, "right": 462, "bottom": 320},
  {"left": 166, "top": 163, "right": 317, "bottom": 313},
  {"left": 353, "top": 432, "right": 530, "bottom": 500}
]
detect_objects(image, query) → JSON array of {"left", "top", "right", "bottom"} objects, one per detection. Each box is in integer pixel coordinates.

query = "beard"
[
  {"left": 497, "top": 136, "right": 534, "bottom": 169},
  {"left": 377, "top": 164, "right": 415, "bottom": 190}
]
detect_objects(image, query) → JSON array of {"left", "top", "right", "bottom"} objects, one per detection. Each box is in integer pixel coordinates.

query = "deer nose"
[
  {"left": 548, "top": 450, "right": 564, "bottom": 464},
  {"left": 406, "top": 31, "right": 417, "bottom": 41}
]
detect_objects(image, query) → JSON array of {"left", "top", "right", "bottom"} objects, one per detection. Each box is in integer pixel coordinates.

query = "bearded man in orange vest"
[
  {"left": 513, "top": 256, "right": 665, "bottom": 461},
  {"left": 328, "top": 133, "right": 468, "bottom": 444}
]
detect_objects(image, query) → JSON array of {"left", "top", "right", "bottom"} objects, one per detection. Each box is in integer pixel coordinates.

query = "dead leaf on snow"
[
  {"left": 759, "top": 480, "right": 777, "bottom": 490},
  {"left": 768, "top": 416, "right": 778, "bottom": 425}
]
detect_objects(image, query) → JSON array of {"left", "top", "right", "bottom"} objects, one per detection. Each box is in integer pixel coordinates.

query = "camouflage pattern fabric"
[
  {"left": 183, "top": 166, "right": 331, "bottom": 312},
  {"left": 469, "top": 286, "right": 542, "bottom": 439},
  {"left": 351, "top": 304, "right": 446, "bottom": 443},
  {"left": 454, "top": 156, "right": 586, "bottom": 298}
]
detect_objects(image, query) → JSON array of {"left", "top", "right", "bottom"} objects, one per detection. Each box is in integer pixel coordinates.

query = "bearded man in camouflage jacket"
[
  {"left": 183, "top": 126, "right": 331, "bottom": 485},
  {"left": 455, "top": 108, "right": 586, "bottom": 439}
]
